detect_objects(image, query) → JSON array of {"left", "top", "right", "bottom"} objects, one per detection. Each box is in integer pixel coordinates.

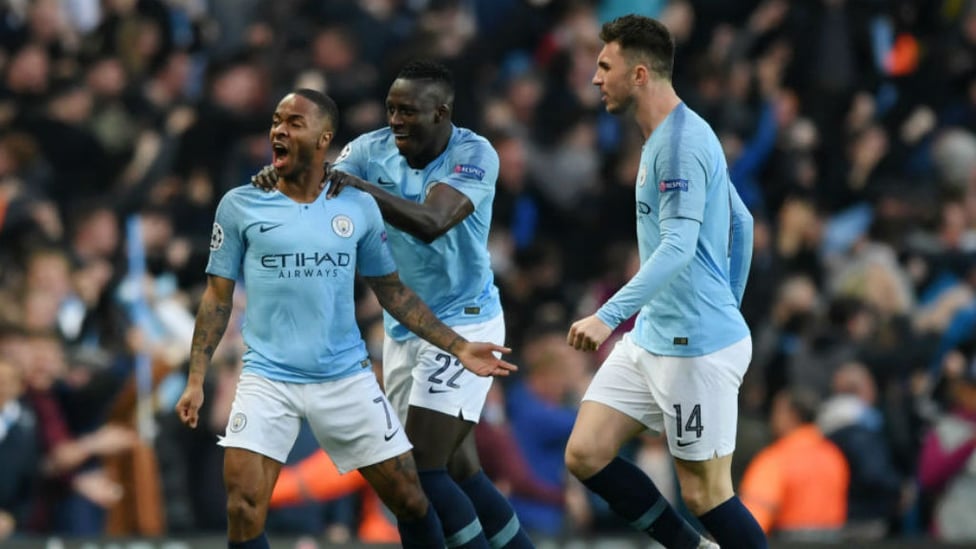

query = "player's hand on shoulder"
[
  {"left": 567, "top": 315, "right": 612, "bottom": 352},
  {"left": 175, "top": 383, "right": 205, "bottom": 429},
  {"left": 455, "top": 341, "right": 517, "bottom": 377},
  {"left": 325, "top": 166, "right": 362, "bottom": 199},
  {"left": 251, "top": 164, "right": 278, "bottom": 191}
]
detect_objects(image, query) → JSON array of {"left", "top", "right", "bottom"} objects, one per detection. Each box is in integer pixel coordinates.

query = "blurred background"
[{"left": 1, "top": 0, "right": 976, "bottom": 546}]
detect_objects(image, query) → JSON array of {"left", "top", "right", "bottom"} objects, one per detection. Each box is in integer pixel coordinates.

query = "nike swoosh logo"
[
  {"left": 376, "top": 177, "right": 395, "bottom": 186},
  {"left": 428, "top": 387, "right": 451, "bottom": 394},
  {"left": 259, "top": 223, "right": 283, "bottom": 233},
  {"left": 675, "top": 440, "right": 700, "bottom": 448},
  {"left": 383, "top": 429, "right": 400, "bottom": 442}
]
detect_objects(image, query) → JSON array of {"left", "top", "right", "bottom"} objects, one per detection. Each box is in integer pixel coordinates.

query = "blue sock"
[
  {"left": 698, "top": 496, "right": 768, "bottom": 549},
  {"left": 228, "top": 532, "right": 269, "bottom": 549},
  {"left": 398, "top": 502, "right": 447, "bottom": 548},
  {"left": 419, "top": 468, "right": 490, "bottom": 548},
  {"left": 459, "top": 470, "right": 534, "bottom": 548},
  {"left": 581, "top": 457, "right": 701, "bottom": 549}
]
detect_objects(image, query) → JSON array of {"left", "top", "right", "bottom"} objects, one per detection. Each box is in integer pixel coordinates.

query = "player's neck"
[
  {"left": 405, "top": 129, "right": 452, "bottom": 169},
  {"left": 634, "top": 83, "right": 681, "bottom": 141},
  {"left": 277, "top": 164, "right": 326, "bottom": 203}
]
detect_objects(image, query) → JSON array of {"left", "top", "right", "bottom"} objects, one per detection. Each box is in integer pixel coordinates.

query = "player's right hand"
[
  {"left": 251, "top": 164, "right": 278, "bottom": 191},
  {"left": 456, "top": 342, "right": 518, "bottom": 377},
  {"left": 175, "top": 383, "right": 205, "bottom": 429}
]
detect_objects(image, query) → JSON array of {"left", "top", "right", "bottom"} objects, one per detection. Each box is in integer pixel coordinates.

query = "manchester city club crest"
[
  {"left": 638, "top": 164, "right": 647, "bottom": 187},
  {"left": 229, "top": 412, "right": 247, "bottom": 433},
  {"left": 210, "top": 222, "right": 224, "bottom": 251},
  {"left": 332, "top": 215, "right": 354, "bottom": 238}
]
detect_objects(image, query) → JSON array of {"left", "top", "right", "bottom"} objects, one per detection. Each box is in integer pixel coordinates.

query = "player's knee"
[
  {"left": 226, "top": 489, "right": 266, "bottom": 529},
  {"left": 386, "top": 483, "right": 430, "bottom": 521},
  {"left": 565, "top": 438, "right": 605, "bottom": 480}
]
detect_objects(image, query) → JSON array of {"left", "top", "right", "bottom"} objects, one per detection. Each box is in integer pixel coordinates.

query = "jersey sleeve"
[
  {"left": 356, "top": 194, "right": 398, "bottom": 277},
  {"left": 655, "top": 142, "right": 709, "bottom": 223},
  {"left": 435, "top": 138, "right": 499, "bottom": 206},
  {"left": 205, "top": 192, "right": 244, "bottom": 280},
  {"left": 332, "top": 136, "right": 369, "bottom": 179}
]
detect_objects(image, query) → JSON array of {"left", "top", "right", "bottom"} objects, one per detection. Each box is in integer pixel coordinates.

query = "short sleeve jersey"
[
  {"left": 206, "top": 185, "right": 396, "bottom": 382},
  {"left": 333, "top": 126, "right": 502, "bottom": 341}
]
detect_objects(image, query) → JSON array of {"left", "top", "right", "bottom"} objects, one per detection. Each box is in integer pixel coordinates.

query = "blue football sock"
[
  {"left": 398, "top": 501, "right": 447, "bottom": 548},
  {"left": 228, "top": 532, "right": 269, "bottom": 549},
  {"left": 698, "top": 496, "right": 768, "bottom": 549},
  {"left": 459, "top": 470, "right": 534, "bottom": 548},
  {"left": 581, "top": 457, "right": 701, "bottom": 549},
  {"left": 420, "top": 468, "right": 490, "bottom": 548}
]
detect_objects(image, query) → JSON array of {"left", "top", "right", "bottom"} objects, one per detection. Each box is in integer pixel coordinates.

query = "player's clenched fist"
[
  {"left": 567, "top": 315, "right": 613, "bottom": 352},
  {"left": 175, "top": 383, "right": 205, "bottom": 429}
]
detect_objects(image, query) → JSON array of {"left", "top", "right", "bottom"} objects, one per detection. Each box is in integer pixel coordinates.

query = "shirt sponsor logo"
[
  {"left": 454, "top": 164, "right": 485, "bottom": 180},
  {"left": 659, "top": 179, "right": 689, "bottom": 192},
  {"left": 260, "top": 251, "right": 351, "bottom": 279}
]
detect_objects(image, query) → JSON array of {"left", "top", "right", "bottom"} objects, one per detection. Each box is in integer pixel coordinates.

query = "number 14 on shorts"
[{"left": 674, "top": 403, "right": 703, "bottom": 445}]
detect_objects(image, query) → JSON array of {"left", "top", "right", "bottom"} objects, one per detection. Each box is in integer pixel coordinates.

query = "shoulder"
[
  {"left": 217, "top": 184, "right": 264, "bottom": 209},
  {"left": 451, "top": 128, "right": 495, "bottom": 153},
  {"left": 334, "top": 186, "right": 381, "bottom": 212},
  {"left": 347, "top": 127, "right": 394, "bottom": 152}
]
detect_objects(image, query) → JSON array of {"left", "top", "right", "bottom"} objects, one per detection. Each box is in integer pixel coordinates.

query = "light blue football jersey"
[
  {"left": 206, "top": 185, "right": 396, "bottom": 382},
  {"left": 627, "top": 103, "right": 749, "bottom": 356},
  {"left": 333, "top": 125, "right": 502, "bottom": 341}
]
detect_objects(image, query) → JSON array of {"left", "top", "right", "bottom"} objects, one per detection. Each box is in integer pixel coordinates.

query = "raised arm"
[
  {"left": 328, "top": 169, "right": 473, "bottom": 243},
  {"left": 175, "top": 274, "right": 235, "bottom": 428},
  {"left": 364, "top": 271, "right": 515, "bottom": 377}
]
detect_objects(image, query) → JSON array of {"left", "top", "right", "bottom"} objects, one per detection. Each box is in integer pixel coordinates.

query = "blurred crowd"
[{"left": 1, "top": 0, "right": 976, "bottom": 544}]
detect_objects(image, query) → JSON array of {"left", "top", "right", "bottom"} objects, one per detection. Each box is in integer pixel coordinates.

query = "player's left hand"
[
  {"left": 324, "top": 167, "right": 363, "bottom": 199},
  {"left": 455, "top": 342, "right": 518, "bottom": 377},
  {"left": 251, "top": 164, "right": 278, "bottom": 191},
  {"left": 567, "top": 315, "right": 612, "bottom": 352}
]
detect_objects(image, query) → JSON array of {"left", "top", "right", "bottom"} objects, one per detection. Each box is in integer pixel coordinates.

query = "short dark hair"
[
  {"left": 600, "top": 15, "right": 674, "bottom": 80},
  {"left": 396, "top": 60, "right": 455, "bottom": 104},
  {"left": 293, "top": 88, "right": 339, "bottom": 130}
]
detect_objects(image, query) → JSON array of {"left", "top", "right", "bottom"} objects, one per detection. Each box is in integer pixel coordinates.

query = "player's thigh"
[
  {"left": 406, "top": 315, "right": 503, "bottom": 422},
  {"left": 223, "top": 447, "right": 284, "bottom": 506},
  {"left": 649, "top": 336, "right": 752, "bottom": 462},
  {"left": 218, "top": 373, "right": 304, "bottom": 464},
  {"left": 405, "top": 404, "right": 473, "bottom": 470},
  {"left": 569, "top": 337, "right": 660, "bottom": 470},
  {"left": 358, "top": 450, "right": 427, "bottom": 519},
  {"left": 304, "top": 371, "right": 413, "bottom": 475},
  {"left": 447, "top": 428, "right": 481, "bottom": 481},
  {"left": 672, "top": 452, "right": 734, "bottom": 508},
  {"left": 382, "top": 336, "right": 421, "bottom": 422}
]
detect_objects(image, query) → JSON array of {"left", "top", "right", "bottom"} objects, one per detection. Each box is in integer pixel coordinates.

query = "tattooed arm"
[
  {"left": 176, "top": 274, "right": 235, "bottom": 428},
  {"left": 364, "top": 271, "right": 516, "bottom": 377}
]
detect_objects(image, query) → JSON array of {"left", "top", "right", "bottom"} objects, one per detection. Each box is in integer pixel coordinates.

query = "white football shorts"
[
  {"left": 583, "top": 333, "right": 752, "bottom": 461},
  {"left": 218, "top": 370, "right": 411, "bottom": 473},
  {"left": 382, "top": 314, "right": 504, "bottom": 423}
]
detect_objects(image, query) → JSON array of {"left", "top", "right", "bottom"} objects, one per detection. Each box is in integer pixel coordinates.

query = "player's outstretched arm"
[
  {"left": 251, "top": 164, "right": 278, "bottom": 191},
  {"left": 329, "top": 169, "right": 473, "bottom": 244},
  {"left": 364, "top": 271, "right": 516, "bottom": 377},
  {"left": 175, "top": 275, "right": 235, "bottom": 428}
]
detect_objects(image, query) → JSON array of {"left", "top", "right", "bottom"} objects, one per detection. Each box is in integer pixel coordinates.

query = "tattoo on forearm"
[
  {"left": 368, "top": 273, "right": 463, "bottom": 352},
  {"left": 189, "top": 298, "right": 232, "bottom": 377}
]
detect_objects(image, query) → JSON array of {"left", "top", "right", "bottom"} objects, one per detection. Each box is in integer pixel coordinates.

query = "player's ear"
[
  {"left": 633, "top": 63, "right": 650, "bottom": 86},
  {"left": 318, "top": 130, "right": 334, "bottom": 150},
  {"left": 434, "top": 103, "right": 450, "bottom": 123}
]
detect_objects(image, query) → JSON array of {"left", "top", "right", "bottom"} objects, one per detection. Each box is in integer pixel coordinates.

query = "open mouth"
[
  {"left": 272, "top": 143, "right": 289, "bottom": 169},
  {"left": 393, "top": 134, "right": 409, "bottom": 146}
]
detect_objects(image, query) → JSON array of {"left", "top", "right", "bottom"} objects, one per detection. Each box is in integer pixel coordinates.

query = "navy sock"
[
  {"left": 420, "top": 468, "right": 490, "bottom": 548},
  {"left": 581, "top": 457, "right": 701, "bottom": 549},
  {"left": 459, "top": 470, "right": 534, "bottom": 548},
  {"left": 228, "top": 532, "right": 269, "bottom": 549},
  {"left": 698, "top": 496, "right": 768, "bottom": 549},
  {"left": 398, "top": 502, "right": 447, "bottom": 549}
]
